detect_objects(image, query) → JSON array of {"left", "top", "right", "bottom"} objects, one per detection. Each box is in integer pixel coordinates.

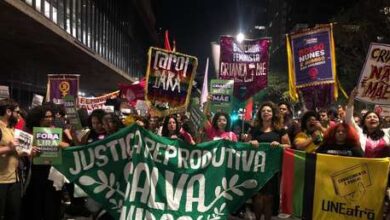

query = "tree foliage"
[{"left": 332, "top": 0, "right": 390, "bottom": 93}]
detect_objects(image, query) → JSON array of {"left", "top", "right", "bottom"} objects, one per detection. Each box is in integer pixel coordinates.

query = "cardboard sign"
[
  {"left": 31, "top": 94, "right": 44, "bottom": 107},
  {"left": 356, "top": 43, "right": 390, "bottom": 105},
  {"left": 210, "top": 79, "right": 234, "bottom": 114},
  {"left": 145, "top": 47, "right": 198, "bottom": 116},
  {"left": 33, "top": 127, "right": 63, "bottom": 165},
  {"left": 14, "top": 129, "right": 33, "bottom": 154}
]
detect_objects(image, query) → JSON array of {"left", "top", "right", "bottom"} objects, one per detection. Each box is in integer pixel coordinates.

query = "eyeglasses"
[{"left": 44, "top": 115, "right": 54, "bottom": 119}]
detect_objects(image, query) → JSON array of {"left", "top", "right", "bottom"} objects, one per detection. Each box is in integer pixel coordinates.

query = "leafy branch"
[
  {"left": 203, "top": 174, "right": 257, "bottom": 212},
  {"left": 78, "top": 170, "right": 125, "bottom": 204}
]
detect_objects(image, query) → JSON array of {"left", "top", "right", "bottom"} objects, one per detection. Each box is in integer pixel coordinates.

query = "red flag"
[
  {"left": 164, "top": 30, "right": 172, "bottom": 51},
  {"left": 119, "top": 79, "right": 146, "bottom": 106},
  {"left": 244, "top": 97, "right": 253, "bottom": 121}
]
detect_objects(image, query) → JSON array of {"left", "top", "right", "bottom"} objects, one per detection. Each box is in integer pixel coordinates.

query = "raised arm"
[{"left": 345, "top": 88, "right": 362, "bottom": 133}]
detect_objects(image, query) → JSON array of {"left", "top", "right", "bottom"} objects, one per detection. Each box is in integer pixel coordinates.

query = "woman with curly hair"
[
  {"left": 316, "top": 123, "right": 363, "bottom": 157},
  {"left": 247, "top": 101, "right": 290, "bottom": 220},
  {"left": 22, "top": 105, "right": 68, "bottom": 220},
  {"left": 346, "top": 89, "right": 390, "bottom": 158},
  {"left": 294, "top": 111, "right": 324, "bottom": 153}
]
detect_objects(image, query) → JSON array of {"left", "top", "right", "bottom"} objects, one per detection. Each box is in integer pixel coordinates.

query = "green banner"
[
  {"left": 55, "top": 125, "right": 282, "bottom": 219},
  {"left": 33, "top": 127, "right": 63, "bottom": 165},
  {"left": 210, "top": 79, "right": 234, "bottom": 114}
]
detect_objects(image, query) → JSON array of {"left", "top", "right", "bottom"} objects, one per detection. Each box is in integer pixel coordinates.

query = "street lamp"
[{"left": 236, "top": 33, "right": 245, "bottom": 43}]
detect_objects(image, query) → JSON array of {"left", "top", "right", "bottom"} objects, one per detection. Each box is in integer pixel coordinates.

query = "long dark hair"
[
  {"left": 211, "top": 112, "right": 231, "bottom": 132},
  {"left": 162, "top": 115, "right": 180, "bottom": 137},
  {"left": 88, "top": 109, "right": 106, "bottom": 129},
  {"left": 362, "top": 111, "right": 384, "bottom": 140},
  {"left": 254, "top": 101, "right": 282, "bottom": 130},
  {"left": 104, "top": 113, "right": 124, "bottom": 132},
  {"left": 278, "top": 101, "right": 293, "bottom": 126}
]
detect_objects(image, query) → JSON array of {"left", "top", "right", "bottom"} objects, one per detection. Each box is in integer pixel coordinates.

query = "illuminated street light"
[{"left": 236, "top": 33, "right": 245, "bottom": 43}]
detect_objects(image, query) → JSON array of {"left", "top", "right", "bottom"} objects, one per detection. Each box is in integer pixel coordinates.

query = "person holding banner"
[
  {"left": 202, "top": 95, "right": 237, "bottom": 142},
  {"left": 102, "top": 113, "right": 124, "bottom": 135},
  {"left": 347, "top": 88, "right": 390, "bottom": 219},
  {"left": 247, "top": 101, "right": 290, "bottom": 220},
  {"left": 147, "top": 116, "right": 161, "bottom": 134},
  {"left": 278, "top": 102, "right": 300, "bottom": 147},
  {"left": 80, "top": 109, "right": 106, "bottom": 145},
  {"left": 346, "top": 88, "right": 390, "bottom": 158},
  {"left": 316, "top": 123, "right": 363, "bottom": 157},
  {"left": 204, "top": 112, "right": 237, "bottom": 142},
  {"left": 22, "top": 105, "right": 69, "bottom": 220},
  {"left": 161, "top": 115, "right": 195, "bottom": 145}
]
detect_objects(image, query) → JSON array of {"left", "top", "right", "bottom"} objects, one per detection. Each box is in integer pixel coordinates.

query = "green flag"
[{"left": 55, "top": 125, "right": 282, "bottom": 219}]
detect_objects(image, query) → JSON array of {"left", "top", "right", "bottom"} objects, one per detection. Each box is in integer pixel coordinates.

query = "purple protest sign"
[
  {"left": 289, "top": 26, "right": 335, "bottom": 88},
  {"left": 48, "top": 74, "right": 79, "bottom": 104},
  {"left": 219, "top": 36, "right": 270, "bottom": 100}
]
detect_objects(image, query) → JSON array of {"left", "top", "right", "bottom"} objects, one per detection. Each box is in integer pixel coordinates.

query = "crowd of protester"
[{"left": 0, "top": 88, "right": 390, "bottom": 220}]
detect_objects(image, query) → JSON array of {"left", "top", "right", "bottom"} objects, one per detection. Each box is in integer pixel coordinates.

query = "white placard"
[
  {"left": 356, "top": 43, "right": 390, "bottom": 105},
  {"left": 31, "top": 94, "right": 44, "bottom": 107},
  {"left": 14, "top": 129, "right": 33, "bottom": 154},
  {"left": 0, "top": 86, "right": 9, "bottom": 100},
  {"left": 103, "top": 105, "right": 115, "bottom": 113}
]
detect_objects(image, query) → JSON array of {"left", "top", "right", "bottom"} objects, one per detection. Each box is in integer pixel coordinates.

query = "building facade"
[{"left": 0, "top": 0, "right": 158, "bottom": 106}]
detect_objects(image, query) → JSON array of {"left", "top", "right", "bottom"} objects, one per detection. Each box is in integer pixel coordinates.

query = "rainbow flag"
[{"left": 281, "top": 149, "right": 389, "bottom": 220}]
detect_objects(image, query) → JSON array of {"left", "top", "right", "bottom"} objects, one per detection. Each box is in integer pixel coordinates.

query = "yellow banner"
[{"left": 313, "top": 154, "right": 389, "bottom": 220}]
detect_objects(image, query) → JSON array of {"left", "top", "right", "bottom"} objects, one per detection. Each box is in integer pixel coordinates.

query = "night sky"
[{"left": 155, "top": 0, "right": 267, "bottom": 84}]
